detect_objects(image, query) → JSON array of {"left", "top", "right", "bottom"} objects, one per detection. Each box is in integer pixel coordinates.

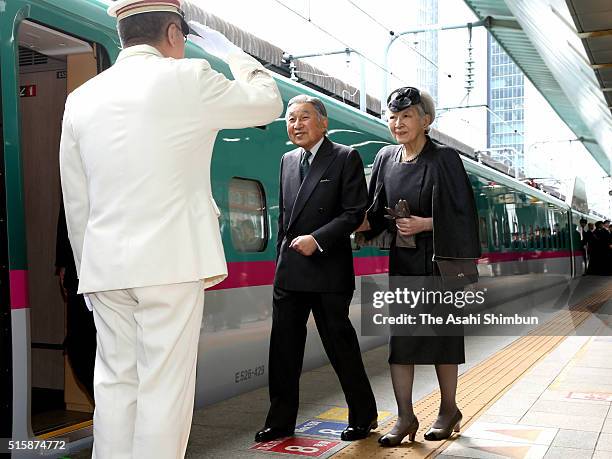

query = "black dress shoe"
[
  {"left": 254, "top": 427, "right": 294, "bottom": 442},
  {"left": 340, "top": 420, "right": 378, "bottom": 441}
]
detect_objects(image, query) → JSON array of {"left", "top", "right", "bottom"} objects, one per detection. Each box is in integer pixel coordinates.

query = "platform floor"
[{"left": 70, "top": 277, "right": 612, "bottom": 459}]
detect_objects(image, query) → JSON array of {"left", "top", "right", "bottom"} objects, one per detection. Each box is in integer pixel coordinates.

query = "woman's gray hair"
[
  {"left": 286, "top": 95, "right": 328, "bottom": 120},
  {"left": 387, "top": 89, "right": 436, "bottom": 134},
  {"left": 418, "top": 90, "right": 436, "bottom": 124}
]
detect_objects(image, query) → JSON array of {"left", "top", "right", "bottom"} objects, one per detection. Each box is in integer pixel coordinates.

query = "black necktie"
[{"left": 300, "top": 150, "right": 312, "bottom": 183}]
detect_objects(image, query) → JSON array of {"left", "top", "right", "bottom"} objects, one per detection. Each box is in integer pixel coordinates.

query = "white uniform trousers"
[{"left": 90, "top": 281, "right": 205, "bottom": 459}]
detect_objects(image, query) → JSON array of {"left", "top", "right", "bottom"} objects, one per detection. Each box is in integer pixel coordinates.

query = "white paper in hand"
[{"left": 188, "top": 20, "right": 240, "bottom": 61}]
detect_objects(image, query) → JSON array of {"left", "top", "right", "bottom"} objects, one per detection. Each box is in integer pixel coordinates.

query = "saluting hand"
[
  {"left": 290, "top": 235, "right": 318, "bottom": 256},
  {"left": 396, "top": 216, "right": 433, "bottom": 237},
  {"left": 188, "top": 21, "right": 240, "bottom": 61}
]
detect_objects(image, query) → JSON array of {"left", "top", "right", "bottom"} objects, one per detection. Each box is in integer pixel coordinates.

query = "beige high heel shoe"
[
  {"left": 378, "top": 416, "right": 419, "bottom": 447},
  {"left": 424, "top": 410, "right": 462, "bottom": 441}
]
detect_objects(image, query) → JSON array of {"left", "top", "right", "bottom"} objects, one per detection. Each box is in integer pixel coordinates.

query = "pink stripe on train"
[
  {"left": 478, "top": 250, "right": 582, "bottom": 264},
  {"left": 9, "top": 270, "right": 29, "bottom": 309},
  {"left": 8, "top": 250, "right": 581, "bottom": 302},
  {"left": 210, "top": 250, "right": 579, "bottom": 291}
]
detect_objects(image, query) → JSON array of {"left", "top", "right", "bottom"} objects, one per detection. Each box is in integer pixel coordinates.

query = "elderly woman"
[{"left": 359, "top": 87, "right": 480, "bottom": 445}]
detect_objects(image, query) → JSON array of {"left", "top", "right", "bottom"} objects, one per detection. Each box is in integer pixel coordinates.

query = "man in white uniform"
[{"left": 59, "top": 1, "right": 282, "bottom": 457}]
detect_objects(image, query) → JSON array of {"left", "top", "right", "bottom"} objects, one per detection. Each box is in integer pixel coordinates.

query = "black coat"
[
  {"left": 366, "top": 137, "right": 481, "bottom": 265},
  {"left": 274, "top": 137, "right": 368, "bottom": 292}
]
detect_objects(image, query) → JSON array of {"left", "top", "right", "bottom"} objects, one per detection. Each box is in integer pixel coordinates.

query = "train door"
[
  {"left": 2, "top": 4, "right": 115, "bottom": 452},
  {"left": 0, "top": 37, "right": 14, "bottom": 444}
]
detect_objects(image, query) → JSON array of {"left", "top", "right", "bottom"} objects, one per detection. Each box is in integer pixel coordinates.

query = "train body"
[{"left": 0, "top": 0, "right": 589, "bottom": 454}]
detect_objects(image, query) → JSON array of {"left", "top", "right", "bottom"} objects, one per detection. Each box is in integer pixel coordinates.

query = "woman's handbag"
[{"left": 434, "top": 258, "right": 479, "bottom": 290}]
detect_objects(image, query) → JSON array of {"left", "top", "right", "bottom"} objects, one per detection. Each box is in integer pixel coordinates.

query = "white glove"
[
  {"left": 188, "top": 20, "right": 240, "bottom": 61},
  {"left": 84, "top": 294, "right": 93, "bottom": 311}
]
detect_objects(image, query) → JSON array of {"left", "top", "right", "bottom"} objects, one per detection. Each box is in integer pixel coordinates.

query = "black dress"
[{"left": 365, "top": 137, "right": 480, "bottom": 364}]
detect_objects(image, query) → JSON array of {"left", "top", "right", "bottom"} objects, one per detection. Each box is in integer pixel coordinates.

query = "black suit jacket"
[{"left": 274, "top": 137, "right": 367, "bottom": 292}]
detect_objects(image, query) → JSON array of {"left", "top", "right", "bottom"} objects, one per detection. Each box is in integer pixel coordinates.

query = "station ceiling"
[{"left": 463, "top": 0, "right": 612, "bottom": 175}]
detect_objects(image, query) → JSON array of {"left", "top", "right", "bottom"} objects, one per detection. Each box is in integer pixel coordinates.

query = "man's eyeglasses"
[{"left": 387, "top": 87, "right": 421, "bottom": 112}]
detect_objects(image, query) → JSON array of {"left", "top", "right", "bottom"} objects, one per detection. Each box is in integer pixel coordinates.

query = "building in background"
[
  {"left": 415, "top": 0, "right": 439, "bottom": 102},
  {"left": 487, "top": 35, "right": 525, "bottom": 176}
]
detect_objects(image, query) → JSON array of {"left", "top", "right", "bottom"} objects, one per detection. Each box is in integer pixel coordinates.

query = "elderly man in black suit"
[{"left": 255, "top": 95, "right": 377, "bottom": 443}]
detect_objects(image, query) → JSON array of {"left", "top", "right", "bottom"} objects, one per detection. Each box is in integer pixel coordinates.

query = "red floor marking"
[{"left": 250, "top": 437, "right": 341, "bottom": 456}]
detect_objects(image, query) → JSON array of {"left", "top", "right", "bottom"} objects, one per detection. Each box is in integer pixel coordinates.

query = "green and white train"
[{"left": 0, "top": 0, "right": 595, "bottom": 456}]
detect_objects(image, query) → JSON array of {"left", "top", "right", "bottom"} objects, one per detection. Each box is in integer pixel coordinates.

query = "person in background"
[
  {"left": 577, "top": 218, "right": 588, "bottom": 272},
  {"left": 584, "top": 222, "right": 594, "bottom": 272},
  {"left": 358, "top": 87, "right": 480, "bottom": 446},
  {"left": 256, "top": 95, "right": 378, "bottom": 443},
  {"left": 586, "top": 221, "right": 611, "bottom": 275},
  {"left": 59, "top": 1, "right": 282, "bottom": 457},
  {"left": 56, "top": 200, "right": 96, "bottom": 402}
]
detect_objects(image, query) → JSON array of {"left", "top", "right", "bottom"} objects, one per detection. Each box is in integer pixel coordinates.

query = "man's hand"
[
  {"left": 355, "top": 216, "right": 371, "bottom": 232},
  {"left": 396, "top": 216, "right": 433, "bottom": 237},
  {"left": 188, "top": 21, "right": 240, "bottom": 61},
  {"left": 290, "top": 235, "right": 318, "bottom": 256}
]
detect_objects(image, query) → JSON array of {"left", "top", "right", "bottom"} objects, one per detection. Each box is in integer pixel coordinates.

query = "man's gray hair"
[{"left": 286, "top": 95, "right": 328, "bottom": 120}]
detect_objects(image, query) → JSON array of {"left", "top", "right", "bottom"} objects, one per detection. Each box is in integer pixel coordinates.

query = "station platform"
[{"left": 71, "top": 277, "right": 612, "bottom": 459}]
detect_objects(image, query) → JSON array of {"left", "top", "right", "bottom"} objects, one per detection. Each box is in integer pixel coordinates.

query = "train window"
[
  {"left": 228, "top": 178, "right": 268, "bottom": 252},
  {"left": 493, "top": 219, "right": 500, "bottom": 248},
  {"left": 521, "top": 224, "right": 527, "bottom": 249},
  {"left": 479, "top": 217, "right": 488, "bottom": 250},
  {"left": 528, "top": 225, "right": 534, "bottom": 248},
  {"left": 350, "top": 233, "right": 360, "bottom": 251},
  {"left": 503, "top": 219, "right": 511, "bottom": 248},
  {"left": 554, "top": 211, "right": 566, "bottom": 248}
]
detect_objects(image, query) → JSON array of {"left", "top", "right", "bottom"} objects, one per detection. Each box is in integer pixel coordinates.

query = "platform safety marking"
[
  {"left": 462, "top": 422, "right": 557, "bottom": 445},
  {"left": 251, "top": 437, "right": 341, "bottom": 457},
  {"left": 315, "top": 407, "right": 392, "bottom": 423},
  {"left": 443, "top": 438, "right": 549, "bottom": 459},
  {"left": 566, "top": 391, "right": 612, "bottom": 402},
  {"left": 295, "top": 420, "right": 347, "bottom": 439}
]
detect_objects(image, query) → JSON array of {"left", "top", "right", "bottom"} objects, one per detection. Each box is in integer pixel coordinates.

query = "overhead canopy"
[{"left": 464, "top": 0, "right": 612, "bottom": 174}]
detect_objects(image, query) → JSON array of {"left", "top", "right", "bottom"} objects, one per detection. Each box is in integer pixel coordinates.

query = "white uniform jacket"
[{"left": 60, "top": 45, "right": 282, "bottom": 293}]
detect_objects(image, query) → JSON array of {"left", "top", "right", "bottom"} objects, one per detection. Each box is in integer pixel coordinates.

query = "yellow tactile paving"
[
  {"left": 317, "top": 408, "right": 394, "bottom": 423},
  {"left": 332, "top": 281, "right": 612, "bottom": 458}
]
